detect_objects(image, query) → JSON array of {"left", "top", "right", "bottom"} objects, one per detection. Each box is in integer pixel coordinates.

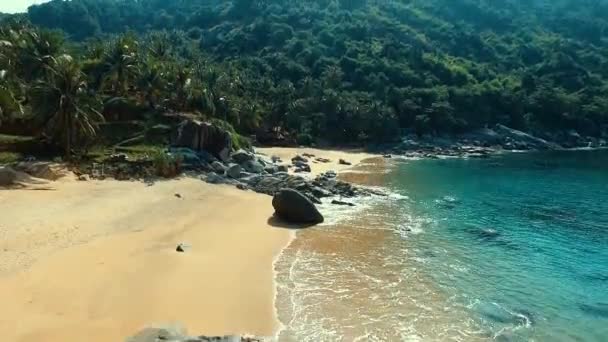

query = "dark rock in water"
[
  {"left": 339, "top": 159, "right": 352, "bottom": 165},
  {"left": 383, "top": 154, "right": 392, "bottom": 158},
  {"left": 271, "top": 155, "right": 282, "bottom": 163},
  {"left": 303, "top": 153, "right": 315, "bottom": 158},
  {"left": 579, "top": 302, "right": 608, "bottom": 318},
  {"left": 272, "top": 189, "right": 324, "bottom": 224},
  {"left": 315, "top": 157, "right": 331, "bottom": 163},
  {"left": 232, "top": 149, "right": 254, "bottom": 164},
  {"left": 477, "top": 302, "right": 533, "bottom": 326},
  {"left": 292, "top": 155, "right": 308, "bottom": 163},
  {"left": 171, "top": 120, "right": 232, "bottom": 162},
  {"left": 277, "top": 164, "right": 289, "bottom": 172},
  {"left": 211, "top": 161, "right": 227, "bottom": 174},
  {"left": 226, "top": 164, "right": 242, "bottom": 179},
  {"left": 312, "top": 186, "right": 332, "bottom": 198},
  {"left": 236, "top": 183, "right": 248, "bottom": 191},
  {"left": 332, "top": 199, "right": 355, "bottom": 206},
  {"left": 174, "top": 193, "right": 182, "bottom": 199}
]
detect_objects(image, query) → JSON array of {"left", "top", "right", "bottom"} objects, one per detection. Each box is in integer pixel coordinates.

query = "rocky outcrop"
[
  {"left": 493, "top": 124, "right": 559, "bottom": 150},
  {"left": 272, "top": 189, "right": 324, "bottom": 224},
  {"left": 171, "top": 120, "right": 232, "bottom": 162},
  {"left": 0, "top": 166, "right": 18, "bottom": 186},
  {"left": 127, "top": 326, "right": 262, "bottom": 342},
  {"left": 14, "top": 161, "right": 69, "bottom": 180}
]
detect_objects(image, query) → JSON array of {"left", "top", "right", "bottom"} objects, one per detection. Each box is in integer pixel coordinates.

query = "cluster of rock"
[
  {"left": 386, "top": 124, "right": 607, "bottom": 158},
  {"left": 127, "top": 326, "right": 262, "bottom": 342}
]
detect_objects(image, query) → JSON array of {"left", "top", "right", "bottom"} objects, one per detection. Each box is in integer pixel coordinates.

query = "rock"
[
  {"left": 232, "top": 149, "right": 254, "bottom": 164},
  {"left": 312, "top": 186, "right": 332, "bottom": 198},
  {"left": 277, "top": 164, "right": 289, "bottom": 173},
  {"left": 78, "top": 174, "right": 89, "bottom": 181},
  {"left": 236, "top": 183, "right": 248, "bottom": 191},
  {"left": 292, "top": 155, "right": 308, "bottom": 163},
  {"left": 176, "top": 243, "right": 189, "bottom": 252},
  {"left": 271, "top": 155, "right": 282, "bottom": 163},
  {"left": 339, "top": 159, "right": 352, "bottom": 166},
  {"left": 174, "top": 193, "right": 182, "bottom": 198},
  {"left": 264, "top": 165, "right": 278, "bottom": 174},
  {"left": 0, "top": 166, "right": 18, "bottom": 187},
  {"left": 303, "top": 153, "right": 315, "bottom": 158},
  {"left": 171, "top": 120, "right": 232, "bottom": 162},
  {"left": 272, "top": 189, "right": 324, "bottom": 224},
  {"left": 211, "top": 161, "right": 227, "bottom": 174},
  {"left": 127, "top": 326, "right": 263, "bottom": 342},
  {"left": 243, "top": 160, "right": 264, "bottom": 174},
  {"left": 168, "top": 147, "right": 202, "bottom": 165},
  {"left": 15, "top": 161, "right": 70, "bottom": 180},
  {"left": 383, "top": 154, "right": 392, "bottom": 158},
  {"left": 205, "top": 172, "right": 225, "bottom": 184},
  {"left": 315, "top": 157, "right": 331, "bottom": 163},
  {"left": 494, "top": 124, "right": 558, "bottom": 150},
  {"left": 294, "top": 162, "right": 311, "bottom": 173},
  {"left": 226, "top": 164, "right": 242, "bottom": 179},
  {"left": 332, "top": 199, "right": 356, "bottom": 206}
]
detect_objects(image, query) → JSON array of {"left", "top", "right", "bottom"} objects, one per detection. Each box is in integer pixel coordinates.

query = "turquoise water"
[{"left": 276, "top": 150, "right": 608, "bottom": 341}]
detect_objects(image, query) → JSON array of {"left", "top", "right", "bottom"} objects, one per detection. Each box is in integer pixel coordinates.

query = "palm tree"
[
  {"left": 101, "top": 35, "right": 139, "bottom": 96},
  {"left": 30, "top": 55, "right": 104, "bottom": 159}
]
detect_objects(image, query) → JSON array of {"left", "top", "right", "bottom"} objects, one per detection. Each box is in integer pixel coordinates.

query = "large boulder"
[
  {"left": 171, "top": 120, "right": 232, "bottom": 162},
  {"left": 272, "top": 189, "right": 324, "bottom": 224},
  {"left": 232, "top": 149, "right": 254, "bottom": 164}
]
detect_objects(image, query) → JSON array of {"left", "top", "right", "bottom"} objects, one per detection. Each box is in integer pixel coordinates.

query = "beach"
[{"left": 0, "top": 147, "right": 373, "bottom": 341}]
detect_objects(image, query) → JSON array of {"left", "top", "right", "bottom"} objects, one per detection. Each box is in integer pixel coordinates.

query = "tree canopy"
[{"left": 1, "top": 0, "right": 607, "bottom": 148}]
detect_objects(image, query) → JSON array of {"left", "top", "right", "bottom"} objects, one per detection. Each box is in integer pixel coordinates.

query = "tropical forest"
[{"left": 1, "top": 0, "right": 608, "bottom": 159}]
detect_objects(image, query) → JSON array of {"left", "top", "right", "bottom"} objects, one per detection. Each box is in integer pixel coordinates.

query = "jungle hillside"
[{"left": 2, "top": 0, "right": 608, "bottom": 157}]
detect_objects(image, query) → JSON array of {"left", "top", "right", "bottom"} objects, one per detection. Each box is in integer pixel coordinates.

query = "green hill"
[{"left": 3, "top": 0, "right": 608, "bottom": 146}]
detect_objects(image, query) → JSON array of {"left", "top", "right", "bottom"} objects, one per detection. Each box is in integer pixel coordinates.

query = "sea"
[{"left": 274, "top": 149, "right": 608, "bottom": 341}]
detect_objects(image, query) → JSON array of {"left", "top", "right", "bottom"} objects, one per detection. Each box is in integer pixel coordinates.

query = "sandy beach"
[{"left": 0, "top": 147, "right": 374, "bottom": 341}]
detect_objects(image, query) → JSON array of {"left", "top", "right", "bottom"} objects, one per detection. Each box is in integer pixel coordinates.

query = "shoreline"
[{"left": 0, "top": 147, "right": 378, "bottom": 341}]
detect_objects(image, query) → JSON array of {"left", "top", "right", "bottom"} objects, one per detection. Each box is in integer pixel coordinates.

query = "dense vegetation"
[{"left": 2, "top": 0, "right": 608, "bottom": 157}]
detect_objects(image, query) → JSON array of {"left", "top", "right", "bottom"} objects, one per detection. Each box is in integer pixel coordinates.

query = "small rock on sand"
[{"left": 339, "top": 159, "right": 352, "bottom": 165}]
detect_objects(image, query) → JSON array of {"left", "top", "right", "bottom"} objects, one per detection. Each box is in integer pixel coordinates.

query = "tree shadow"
[{"left": 267, "top": 215, "right": 319, "bottom": 230}]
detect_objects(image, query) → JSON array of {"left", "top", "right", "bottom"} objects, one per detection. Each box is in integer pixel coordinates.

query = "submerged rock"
[
  {"left": 272, "top": 189, "right": 324, "bottom": 224},
  {"left": 332, "top": 199, "right": 356, "bottom": 206}
]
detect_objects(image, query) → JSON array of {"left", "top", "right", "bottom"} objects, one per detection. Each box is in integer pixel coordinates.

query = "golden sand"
[{"left": 0, "top": 147, "right": 375, "bottom": 341}]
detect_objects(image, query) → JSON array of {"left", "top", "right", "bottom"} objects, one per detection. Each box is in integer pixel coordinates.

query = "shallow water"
[{"left": 275, "top": 150, "right": 608, "bottom": 341}]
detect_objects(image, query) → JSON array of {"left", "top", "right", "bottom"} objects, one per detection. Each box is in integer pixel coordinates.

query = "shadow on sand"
[{"left": 267, "top": 215, "right": 320, "bottom": 230}]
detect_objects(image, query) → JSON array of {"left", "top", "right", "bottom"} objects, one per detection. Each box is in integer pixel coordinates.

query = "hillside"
[{"left": 2, "top": 0, "right": 608, "bottom": 148}]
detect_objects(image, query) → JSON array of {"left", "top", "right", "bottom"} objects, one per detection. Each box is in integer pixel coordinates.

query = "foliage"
[
  {"left": 0, "top": 0, "right": 606, "bottom": 149},
  {"left": 151, "top": 149, "right": 182, "bottom": 178}
]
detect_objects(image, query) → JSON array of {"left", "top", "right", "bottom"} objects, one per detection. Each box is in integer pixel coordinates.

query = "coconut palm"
[
  {"left": 101, "top": 35, "right": 139, "bottom": 96},
  {"left": 30, "top": 55, "right": 104, "bottom": 159}
]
